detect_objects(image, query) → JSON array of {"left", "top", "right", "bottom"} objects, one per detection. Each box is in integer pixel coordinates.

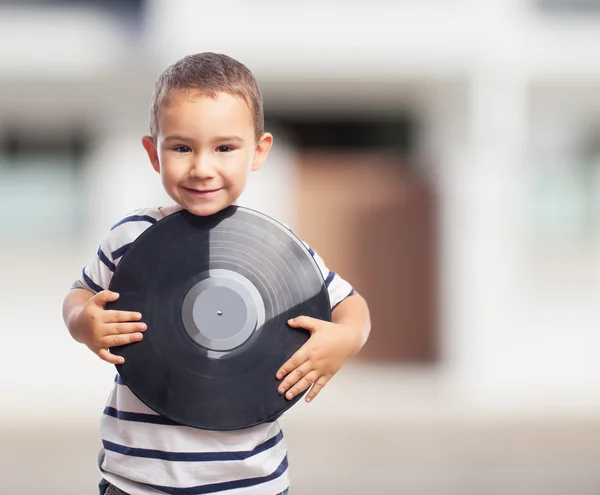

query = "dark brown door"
[{"left": 295, "top": 151, "right": 438, "bottom": 363}]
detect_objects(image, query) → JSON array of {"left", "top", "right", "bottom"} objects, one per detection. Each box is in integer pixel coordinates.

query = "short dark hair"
[{"left": 149, "top": 52, "right": 264, "bottom": 139}]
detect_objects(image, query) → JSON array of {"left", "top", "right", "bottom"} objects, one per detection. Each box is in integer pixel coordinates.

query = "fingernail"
[
  {"left": 140, "top": 323, "right": 147, "bottom": 330},
  {"left": 276, "top": 373, "right": 282, "bottom": 380},
  {"left": 306, "top": 397, "right": 312, "bottom": 402},
  {"left": 286, "top": 392, "right": 293, "bottom": 399},
  {"left": 278, "top": 387, "right": 285, "bottom": 394}
]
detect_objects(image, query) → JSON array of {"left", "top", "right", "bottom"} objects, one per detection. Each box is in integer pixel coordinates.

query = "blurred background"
[{"left": 2, "top": 0, "right": 600, "bottom": 493}]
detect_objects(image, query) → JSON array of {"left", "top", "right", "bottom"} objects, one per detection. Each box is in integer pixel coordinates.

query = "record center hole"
[{"left": 217, "top": 310, "right": 223, "bottom": 316}]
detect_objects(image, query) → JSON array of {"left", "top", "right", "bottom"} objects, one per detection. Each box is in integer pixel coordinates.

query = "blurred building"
[{"left": 2, "top": 1, "right": 600, "bottom": 494}]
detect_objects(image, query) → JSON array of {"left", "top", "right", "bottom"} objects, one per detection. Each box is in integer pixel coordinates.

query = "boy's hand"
[
  {"left": 275, "top": 316, "right": 360, "bottom": 403},
  {"left": 73, "top": 290, "right": 146, "bottom": 365}
]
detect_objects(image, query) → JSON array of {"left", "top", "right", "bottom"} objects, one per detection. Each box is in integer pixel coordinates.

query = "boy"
[{"left": 62, "top": 52, "right": 371, "bottom": 495}]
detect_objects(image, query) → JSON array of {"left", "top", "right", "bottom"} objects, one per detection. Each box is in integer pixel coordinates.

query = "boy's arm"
[
  {"left": 330, "top": 291, "right": 371, "bottom": 351},
  {"left": 63, "top": 288, "right": 96, "bottom": 343},
  {"left": 276, "top": 291, "right": 371, "bottom": 403}
]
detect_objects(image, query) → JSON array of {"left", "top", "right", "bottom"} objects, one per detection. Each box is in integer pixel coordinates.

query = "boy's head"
[{"left": 142, "top": 52, "right": 273, "bottom": 217}]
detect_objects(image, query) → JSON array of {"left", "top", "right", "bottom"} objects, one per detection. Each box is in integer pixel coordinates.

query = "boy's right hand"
[{"left": 73, "top": 290, "right": 146, "bottom": 365}]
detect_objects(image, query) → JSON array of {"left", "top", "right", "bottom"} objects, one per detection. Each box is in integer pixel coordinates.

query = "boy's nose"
[{"left": 189, "top": 157, "right": 216, "bottom": 179}]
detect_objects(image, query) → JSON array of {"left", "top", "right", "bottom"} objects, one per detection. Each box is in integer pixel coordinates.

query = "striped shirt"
[{"left": 73, "top": 205, "right": 354, "bottom": 495}]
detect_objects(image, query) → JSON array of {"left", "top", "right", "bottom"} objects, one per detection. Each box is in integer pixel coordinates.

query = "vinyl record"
[{"left": 106, "top": 205, "right": 331, "bottom": 431}]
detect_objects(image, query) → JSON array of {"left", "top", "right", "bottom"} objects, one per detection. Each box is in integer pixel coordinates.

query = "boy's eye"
[
  {"left": 217, "top": 145, "right": 234, "bottom": 153},
  {"left": 173, "top": 145, "right": 191, "bottom": 153}
]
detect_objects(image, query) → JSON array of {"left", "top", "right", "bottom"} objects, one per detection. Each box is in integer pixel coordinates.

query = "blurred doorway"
[{"left": 278, "top": 117, "right": 438, "bottom": 363}]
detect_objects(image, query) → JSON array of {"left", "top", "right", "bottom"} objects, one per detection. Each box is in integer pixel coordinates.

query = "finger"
[
  {"left": 104, "top": 310, "right": 143, "bottom": 324},
  {"left": 287, "top": 315, "right": 320, "bottom": 334},
  {"left": 111, "top": 321, "right": 147, "bottom": 335},
  {"left": 98, "top": 348, "right": 125, "bottom": 365},
  {"left": 284, "top": 370, "right": 320, "bottom": 401},
  {"left": 91, "top": 290, "right": 120, "bottom": 307},
  {"left": 278, "top": 361, "right": 313, "bottom": 395},
  {"left": 276, "top": 348, "right": 310, "bottom": 380},
  {"left": 305, "top": 375, "right": 329, "bottom": 403},
  {"left": 102, "top": 332, "right": 144, "bottom": 348}
]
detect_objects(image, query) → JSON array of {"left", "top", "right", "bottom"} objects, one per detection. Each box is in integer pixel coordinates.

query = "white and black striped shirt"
[{"left": 73, "top": 205, "right": 354, "bottom": 495}]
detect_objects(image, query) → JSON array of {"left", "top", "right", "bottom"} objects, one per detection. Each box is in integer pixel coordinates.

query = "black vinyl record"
[{"left": 106, "top": 205, "right": 331, "bottom": 431}]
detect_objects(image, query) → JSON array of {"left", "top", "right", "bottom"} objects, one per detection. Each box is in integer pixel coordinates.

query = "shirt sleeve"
[
  {"left": 71, "top": 208, "right": 160, "bottom": 294},
  {"left": 303, "top": 242, "right": 355, "bottom": 311},
  {"left": 71, "top": 231, "right": 118, "bottom": 294}
]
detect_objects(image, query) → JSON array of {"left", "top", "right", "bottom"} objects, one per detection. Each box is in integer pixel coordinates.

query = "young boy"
[{"left": 62, "top": 52, "right": 371, "bottom": 495}]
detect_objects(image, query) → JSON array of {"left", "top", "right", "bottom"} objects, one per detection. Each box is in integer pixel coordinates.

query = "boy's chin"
[{"left": 184, "top": 202, "right": 233, "bottom": 217}]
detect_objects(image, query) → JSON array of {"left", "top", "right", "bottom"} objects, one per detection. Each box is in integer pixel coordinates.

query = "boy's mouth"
[{"left": 182, "top": 187, "right": 223, "bottom": 197}]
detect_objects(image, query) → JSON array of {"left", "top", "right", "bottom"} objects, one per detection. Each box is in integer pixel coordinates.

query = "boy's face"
[{"left": 142, "top": 91, "right": 272, "bottom": 216}]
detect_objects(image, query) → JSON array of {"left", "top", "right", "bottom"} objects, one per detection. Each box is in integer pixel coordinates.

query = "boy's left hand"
[{"left": 275, "top": 316, "right": 360, "bottom": 403}]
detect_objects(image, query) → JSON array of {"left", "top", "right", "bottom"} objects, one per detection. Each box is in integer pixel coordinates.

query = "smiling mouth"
[{"left": 183, "top": 187, "right": 222, "bottom": 196}]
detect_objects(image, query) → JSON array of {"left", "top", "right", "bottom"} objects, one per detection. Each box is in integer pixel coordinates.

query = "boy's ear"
[
  {"left": 251, "top": 133, "right": 273, "bottom": 172},
  {"left": 142, "top": 135, "right": 160, "bottom": 173}
]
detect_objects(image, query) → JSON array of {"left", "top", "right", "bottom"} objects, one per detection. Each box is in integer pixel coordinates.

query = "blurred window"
[
  {"left": 0, "top": 128, "right": 88, "bottom": 240},
  {"left": 529, "top": 126, "right": 600, "bottom": 246},
  {"left": 530, "top": 161, "right": 599, "bottom": 242}
]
